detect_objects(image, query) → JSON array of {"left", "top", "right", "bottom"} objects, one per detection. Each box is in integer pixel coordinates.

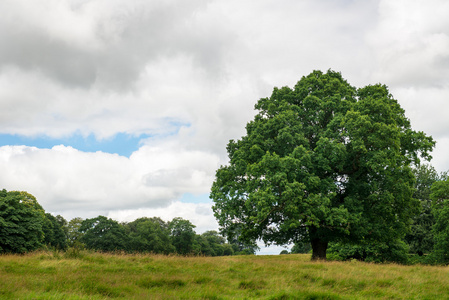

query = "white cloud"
[{"left": 0, "top": 143, "right": 220, "bottom": 218}]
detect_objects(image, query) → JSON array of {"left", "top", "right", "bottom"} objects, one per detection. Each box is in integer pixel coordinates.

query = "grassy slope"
[{"left": 1, "top": 251, "right": 449, "bottom": 299}]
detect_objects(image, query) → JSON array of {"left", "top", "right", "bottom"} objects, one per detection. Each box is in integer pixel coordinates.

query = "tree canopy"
[
  {"left": 405, "top": 164, "right": 445, "bottom": 255},
  {"left": 125, "top": 217, "right": 175, "bottom": 254},
  {"left": 211, "top": 70, "right": 435, "bottom": 260},
  {"left": 169, "top": 217, "right": 196, "bottom": 255},
  {"left": 0, "top": 190, "right": 46, "bottom": 253},
  {"left": 79, "top": 216, "right": 128, "bottom": 252},
  {"left": 42, "top": 213, "right": 68, "bottom": 250},
  {"left": 430, "top": 178, "right": 449, "bottom": 263}
]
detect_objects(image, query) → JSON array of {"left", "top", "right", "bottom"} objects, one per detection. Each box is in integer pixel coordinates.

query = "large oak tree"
[{"left": 211, "top": 70, "right": 434, "bottom": 260}]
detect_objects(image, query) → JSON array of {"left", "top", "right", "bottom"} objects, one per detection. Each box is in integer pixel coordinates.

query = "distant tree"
[
  {"left": 193, "top": 234, "right": 213, "bottom": 256},
  {"left": 280, "top": 249, "right": 289, "bottom": 255},
  {"left": 192, "top": 231, "right": 235, "bottom": 256},
  {"left": 55, "top": 215, "right": 69, "bottom": 239},
  {"left": 221, "top": 226, "right": 259, "bottom": 255},
  {"left": 222, "top": 243, "right": 235, "bottom": 256},
  {"left": 42, "top": 213, "right": 68, "bottom": 250},
  {"left": 211, "top": 70, "right": 435, "bottom": 260},
  {"left": 405, "top": 164, "right": 440, "bottom": 255},
  {"left": 125, "top": 217, "right": 175, "bottom": 254},
  {"left": 79, "top": 216, "right": 128, "bottom": 251},
  {"left": 430, "top": 178, "right": 449, "bottom": 263},
  {"left": 291, "top": 241, "right": 312, "bottom": 254},
  {"left": 0, "top": 190, "right": 46, "bottom": 253},
  {"left": 66, "top": 217, "right": 84, "bottom": 247},
  {"left": 195, "top": 230, "right": 234, "bottom": 256},
  {"left": 169, "top": 217, "right": 196, "bottom": 255},
  {"left": 202, "top": 231, "right": 227, "bottom": 256},
  {"left": 229, "top": 242, "right": 258, "bottom": 255}
]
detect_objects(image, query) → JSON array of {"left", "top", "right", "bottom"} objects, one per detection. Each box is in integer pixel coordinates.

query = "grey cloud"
[
  {"left": 143, "top": 168, "right": 192, "bottom": 188},
  {"left": 0, "top": 29, "right": 97, "bottom": 87},
  {"left": 195, "top": 204, "right": 212, "bottom": 216},
  {"left": 0, "top": 0, "right": 234, "bottom": 90},
  {"left": 94, "top": 0, "right": 236, "bottom": 88},
  {"left": 142, "top": 167, "right": 210, "bottom": 192},
  {"left": 367, "top": 1, "right": 449, "bottom": 88}
]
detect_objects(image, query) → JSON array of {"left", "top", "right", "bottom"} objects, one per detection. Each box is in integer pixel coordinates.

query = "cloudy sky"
[{"left": 1, "top": 0, "right": 449, "bottom": 254}]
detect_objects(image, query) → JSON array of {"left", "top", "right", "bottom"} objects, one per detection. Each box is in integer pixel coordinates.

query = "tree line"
[{"left": 0, "top": 189, "right": 256, "bottom": 256}]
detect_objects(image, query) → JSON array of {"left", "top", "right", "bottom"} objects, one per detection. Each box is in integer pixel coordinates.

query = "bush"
[{"left": 327, "top": 240, "right": 409, "bottom": 264}]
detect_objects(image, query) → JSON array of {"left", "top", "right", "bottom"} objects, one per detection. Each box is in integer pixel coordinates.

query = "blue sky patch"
[
  {"left": 179, "top": 193, "right": 211, "bottom": 204},
  {"left": 0, "top": 132, "right": 152, "bottom": 157}
]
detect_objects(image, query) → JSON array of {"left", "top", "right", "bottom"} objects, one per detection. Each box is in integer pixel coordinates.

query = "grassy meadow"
[{"left": 1, "top": 251, "right": 449, "bottom": 299}]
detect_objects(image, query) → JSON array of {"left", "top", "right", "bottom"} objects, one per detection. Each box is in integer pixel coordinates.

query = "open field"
[{"left": 1, "top": 251, "right": 449, "bottom": 299}]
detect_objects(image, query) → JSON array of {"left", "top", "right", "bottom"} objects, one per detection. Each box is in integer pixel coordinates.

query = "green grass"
[{"left": 1, "top": 251, "right": 449, "bottom": 299}]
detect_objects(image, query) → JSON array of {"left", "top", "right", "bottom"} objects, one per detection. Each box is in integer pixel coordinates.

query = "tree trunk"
[{"left": 311, "top": 238, "right": 328, "bottom": 261}]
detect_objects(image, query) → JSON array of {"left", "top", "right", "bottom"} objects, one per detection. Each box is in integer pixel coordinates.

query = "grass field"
[{"left": 1, "top": 251, "right": 449, "bottom": 299}]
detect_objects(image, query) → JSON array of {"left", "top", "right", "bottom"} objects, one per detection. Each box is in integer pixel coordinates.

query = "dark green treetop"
[
  {"left": 430, "top": 178, "right": 449, "bottom": 263},
  {"left": 125, "top": 217, "right": 175, "bottom": 254},
  {"left": 42, "top": 213, "right": 68, "bottom": 250},
  {"left": 0, "top": 190, "right": 46, "bottom": 253},
  {"left": 169, "top": 217, "right": 196, "bottom": 255},
  {"left": 79, "top": 216, "right": 128, "bottom": 251},
  {"left": 211, "top": 70, "right": 434, "bottom": 260},
  {"left": 193, "top": 230, "right": 232, "bottom": 256},
  {"left": 405, "top": 164, "right": 446, "bottom": 255},
  {"left": 66, "top": 217, "right": 84, "bottom": 247}
]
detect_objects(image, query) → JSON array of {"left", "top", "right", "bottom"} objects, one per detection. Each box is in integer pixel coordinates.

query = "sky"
[{"left": 1, "top": 0, "right": 449, "bottom": 254}]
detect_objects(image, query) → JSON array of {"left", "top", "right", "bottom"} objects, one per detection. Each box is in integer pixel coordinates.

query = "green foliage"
[
  {"left": 0, "top": 189, "right": 46, "bottom": 253},
  {"left": 125, "top": 217, "right": 175, "bottom": 254},
  {"left": 34, "top": 214, "right": 241, "bottom": 256},
  {"left": 327, "top": 240, "right": 409, "bottom": 264},
  {"left": 66, "top": 217, "right": 84, "bottom": 247},
  {"left": 169, "top": 217, "right": 196, "bottom": 255},
  {"left": 42, "top": 213, "right": 68, "bottom": 250},
  {"left": 430, "top": 177, "right": 449, "bottom": 206},
  {"left": 55, "top": 214, "right": 69, "bottom": 236},
  {"left": 79, "top": 216, "right": 128, "bottom": 251},
  {"left": 226, "top": 229, "right": 259, "bottom": 255},
  {"left": 193, "top": 230, "right": 233, "bottom": 256},
  {"left": 430, "top": 178, "right": 449, "bottom": 264},
  {"left": 405, "top": 164, "right": 441, "bottom": 255},
  {"left": 291, "top": 241, "right": 312, "bottom": 254},
  {"left": 211, "top": 70, "right": 434, "bottom": 260}
]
